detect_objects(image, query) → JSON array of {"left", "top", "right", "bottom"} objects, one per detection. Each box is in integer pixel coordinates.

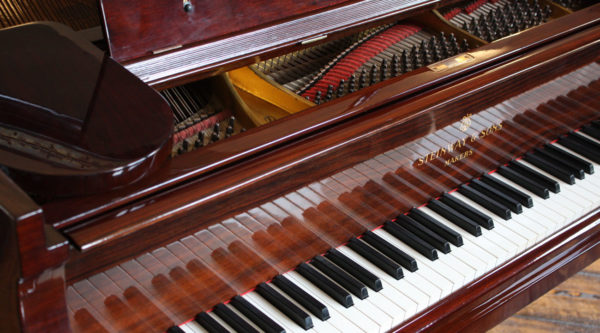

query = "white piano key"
[
  {"left": 488, "top": 172, "right": 570, "bottom": 227},
  {"left": 286, "top": 270, "right": 378, "bottom": 333},
  {"left": 205, "top": 310, "right": 238, "bottom": 333},
  {"left": 243, "top": 291, "right": 313, "bottom": 333},
  {"left": 181, "top": 321, "right": 208, "bottom": 333},
  {"left": 336, "top": 246, "right": 430, "bottom": 311},
  {"left": 373, "top": 228, "right": 461, "bottom": 294},
  {"left": 518, "top": 159, "right": 594, "bottom": 213},
  {"left": 419, "top": 207, "right": 512, "bottom": 263},
  {"left": 448, "top": 192, "right": 538, "bottom": 249},
  {"left": 269, "top": 282, "right": 342, "bottom": 333}
]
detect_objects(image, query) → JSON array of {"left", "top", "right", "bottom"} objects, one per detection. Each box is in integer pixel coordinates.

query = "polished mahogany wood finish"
[
  {"left": 102, "top": 0, "right": 355, "bottom": 62},
  {"left": 0, "top": 172, "right": 70, "bottom": 333},
  {"left": 43, "top": 4, "right": 600, "bottom": 229},
  {"left": 3, "top": 2, "right": 600, "bottom": 333},
  {"left": 112, "top": 0, "right": 442, "bottom": 86},
  {"left": 63, "top": 24, "right": 600, "bottom": 276},
  {"left": 56, "top": 25, "right": 600, "bottom": 332},
  {"left": 0, "top": 23, "right": 173, "bottom": 197}
]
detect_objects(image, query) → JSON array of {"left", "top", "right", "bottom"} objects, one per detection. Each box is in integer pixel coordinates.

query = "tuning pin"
[
  {"left": 359, "top": 68, "right": 368, "bottom": 88},
  {"left": 314, "top": 90, "right": 322, "bottom": 105},
  {"left": 449, "top": 33, "right": 459, "bottom": 55},
  {"left": 461, "top": 39, "right": 470, "bottom": 52},
  {"left": 469, "top": 17, "right": 477, "bottom": 33},
  {"left": 182, "top": 139, "right": 189, "bottom": 152},
  {"left": 210, "top": 132, "right": 220, "bottom": 144},
  {"left": 439, "top": 32, "right": 449, "bottom": 58},
  {"left": 195, "top": 131, "right": 204, "bottom": 147},
  {"left": 419, "top": 40, "right": 430, "bottom": 65},
  {"left": 410, "top": 45, "right": 419, "bottom": 69},
  {"left": 369, "top": 65, "right": 378, "bottom": 85},
  {"left": 429, "top": 38, "right": 440, "bottom": 62},
  {"left": 542, "top": 5, "right": 551, "bottom": 21},
  {"left": 228, "top": 116, "right": 235, "bottom": 128},
  {"left": 325, "top": 85, "right": 334, "bottom": 102},
  {"left": 428, "top": 35, "right": 437, "bottom": 52},
  {"left": 462, "top": 21, "right": 470, "bottom": 33},
  {"left": 401, "top": 50, "right": 409, "bottom": 73},
  {"left": 489, "top": 17, "right": 500, "bottom": 38},
  {"left": 348, "top": 74, "right": 357, "bottom": 93},
  {"left": 390, "top": 54, "right": 399, "bottom": 77},
  {"left": 336, "top": 79, "right": 345, "bottom": 97},
  {"left": 380, "top": 59, "right": 388, "bottom": 81},
  {"left": 225, "top": 126, "right": 233, "bottom": 138}
]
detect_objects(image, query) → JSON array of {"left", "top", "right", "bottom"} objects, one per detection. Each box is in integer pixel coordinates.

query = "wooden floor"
[{"left": 489, "top": 259, "right": 600, "bottom": 332}]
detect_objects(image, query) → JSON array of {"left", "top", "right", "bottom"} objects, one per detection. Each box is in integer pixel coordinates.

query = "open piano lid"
[
  {"left": 100, "top": 0, "right": 440, "bottom": 85},
  {"left": 0, "top": 22, "right": 173, "bottom": 198}
]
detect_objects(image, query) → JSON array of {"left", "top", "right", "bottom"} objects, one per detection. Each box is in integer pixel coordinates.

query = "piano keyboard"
[
  {"left": 66, "top": 62, "right": 600, "bottom": 332},
  {"left": 158, "top": 64, "right": 600, "bottom": 332},
  {"left": 169, "top": 129, "right": 600, "bottom": 333}
]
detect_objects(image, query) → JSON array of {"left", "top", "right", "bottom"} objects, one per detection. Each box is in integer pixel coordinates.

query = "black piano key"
[
  {"left": 272, "top": 275, "right": 330, "bottom": 321},
  {"left": 469, "top": 179, "right": 523, "bottom": 214},
  {"left": 213, "top": 303, "right": 259, "bottom": 333},
  {"left": 230, "top": 296, "right": 285, "bottom": 333},
  {"left": 509, "top": 160, "right": 560, "bottom": 193},
  {"left": 324, "top": 249, "right": 383, "bottom": 291},
  {"left": 194, "top": 312, "right": 231, "bottom": 333},
  {"left": 557, "top": 136, "right": 600, "bottom": 164},
  {"left": 255, "top": 282, "right": 314, "bottom": 330},
  {"left": 534, "top": 148, "right": 585, "bottom": 179},
  {"left": 544, "top": 143, "right": 594, "bottom": 174},
  {"left": 347, "top": 238, "right": 404, "bottom": 280},
  {"left": 167, "top": 325, "right": 186, "bottom": 333},
  {"left": 296, "top": 263, "right": 353, "bottom": 308},
  {"left": 582, "top": 124, "right": 600, "bottom": 141},
  {"left": 523, "top": 152, "right": 575, "bottom": 185},
  {"left": 480, "top": 173, "right": 533, "bottom": 208},
  {"left": 395, "top": 214, "right": 450, "bottom": 254},
  {"left": 497, "top": 165, "right": 550, "bottom": 199},
  {"left": 458, "top": 184, "right": 511, "bottom": 220},
  {"left": 311, "top": 256, "right": 368, "bottom": 300},
  {"left": 439, "top": 193, "right": 494, "bottom": 230},
  {"left": 383, "top": 221, "right": 438, "bottom": 261},
  {"left": 569, "top": 131, "right": 600, "bottom": 153},
  {"left": 410, "top": 208, "right": 465, "bottom": 245},
  {"left": 361, "top": 230, "right": 418, "bottom": 272},
  {"left": 427, "top": 199, "right": 483, "bottom": 235}
]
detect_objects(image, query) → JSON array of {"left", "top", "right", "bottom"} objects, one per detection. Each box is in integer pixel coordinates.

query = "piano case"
[{"left": 1, "top": 0, "right": 600, "bottom": 332}]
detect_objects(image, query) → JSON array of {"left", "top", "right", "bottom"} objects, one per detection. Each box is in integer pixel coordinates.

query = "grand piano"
[{"left": 1, "top": 0, "right": 599, "bottom": 332}]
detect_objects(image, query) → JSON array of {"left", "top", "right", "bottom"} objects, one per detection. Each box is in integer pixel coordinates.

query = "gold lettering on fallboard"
[{"left": 413, "top": 120, "right": 503, "bottom": 168}]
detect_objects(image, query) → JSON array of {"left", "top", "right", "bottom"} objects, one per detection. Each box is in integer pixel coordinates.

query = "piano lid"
[
  {"left": 100, "top": 0, "right": 440, "bottom": 85},
  {"left": 0, "top": 22, "right": 173, "bottom": 197}
]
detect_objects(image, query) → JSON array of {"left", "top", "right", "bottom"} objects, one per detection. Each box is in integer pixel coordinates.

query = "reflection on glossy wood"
[{"left": 63, "top": 34, "right": 600, "bottom": 332}]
